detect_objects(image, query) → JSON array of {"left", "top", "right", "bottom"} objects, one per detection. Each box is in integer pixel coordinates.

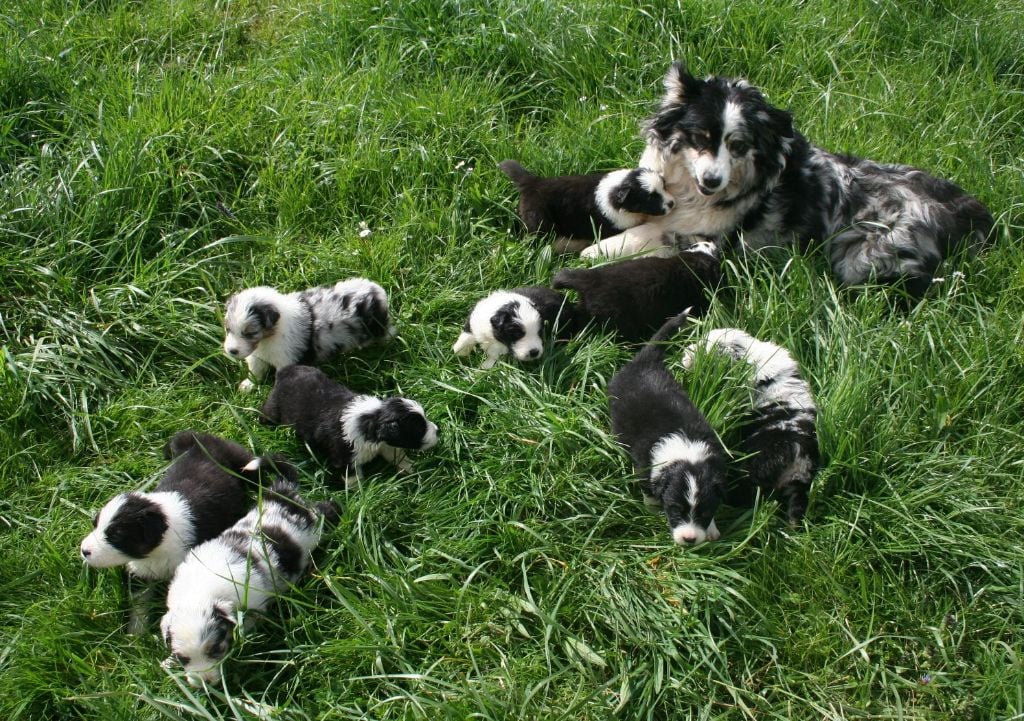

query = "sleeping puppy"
[
  {"left": 260, "top": 364, "right": 439, "bottom": 486},
  {"left": 498, "top": 160, "right": 675, "bottom": 243},
  {"left": 607, "top": 311, "right": 727, "bottom": 545},
  {"left": 160, "top": 478, "right": 339, "bottom": 686},
  {"left": 222, "top": 277, "right": 394, "bottom": 392},
  {"left": 552, "top": 239, "right": 721, "bottom": 341},
  {"left": 80, "top": 431, "right": 293, "bottom": 581},
  {"left": 683, "top": 328, "right": 819, "bottom": 524},
  {"left": 452, "top": 286, "right": 576, "bottom": 368}
]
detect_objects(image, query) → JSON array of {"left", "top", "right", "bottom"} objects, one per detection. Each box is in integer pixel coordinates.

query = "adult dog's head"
[
  {"left": 641, "top": 63, "right": 795, "bottom": 201},
  {"left": 222, "top": 287, "right": 282, "bottom": 360}
]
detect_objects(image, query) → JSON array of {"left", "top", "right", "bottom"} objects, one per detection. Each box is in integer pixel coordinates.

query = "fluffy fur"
[
  {"left": 222, "top": 278, "right": 394, "bottom": 391},
  {"left": 452, "top": 286, "right": 576, "bottom": 368},
  {"left": 581, "top": 63, "right": 994, "bottom": 298},
  {"left": 260, "top": 364, "right": 439, "bottom": 486},
  {"left": 498, "top": 160, "right": 675, "bottom": 241},
  {"left": 607, "top": 312, "right": 727, "bottom": 545},
  {"left": 80, "top": 431, "right": 293, "bottom": 581},
  {"left": 160, "top": 479, "right": 338, "bottom": 686},
  {"left": 552, "top": 239, "right": 722, "bottom": 341},
  {"left": 684, "top": 328, "right": 819, "bottom": 524}
]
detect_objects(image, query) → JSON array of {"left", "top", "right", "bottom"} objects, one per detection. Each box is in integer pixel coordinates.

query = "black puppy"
[
  {"left": 607, "top": 312, "right": 727, "bottom": 545},
  {"left": 499, "top": 160, "right": 675, "bottom": 241},
  {"left": 260, "top": 365, "right": 439, "bottom": 486},
  {"left": 553, "top": 239, "right": 721, "bottom": 341}
]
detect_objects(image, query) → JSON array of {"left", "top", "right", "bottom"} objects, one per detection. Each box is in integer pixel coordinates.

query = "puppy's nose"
[
  {"left": 527, "top": 348, "right": 540, "bottom": 359},
  {"left": 227, "top": 347, "right": 240, "bottom": 357},
  {"left": 80, "top": 546, "right": 91, "bottom": 559}
]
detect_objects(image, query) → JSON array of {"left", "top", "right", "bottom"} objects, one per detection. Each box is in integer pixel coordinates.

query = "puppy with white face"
[
  {"left": 684, "top": 328, "right": 819, "bottom": 524},
  {"left": 499, "top": 160, "right": 675, "bottom": 242},
  {"left": 607, "top": 312, "right": 727, "bottom": 545},
  {"left": 452, "top": 286, "right": 576, "bottom": 369},
  {"left": 222, "top": 277, "right": 394, "bottom": 391},
  {"left": 80, "top": 431, "right": 292, "bottom": 581},
  {"left": 260, "top": 364, "right": 438, "bottom": 487},
  {"left": 160, "top": 479, "right": 338, "bottom": 686},
  {"left": 553, "top": 240, "right": 721, "bottom": 342}
]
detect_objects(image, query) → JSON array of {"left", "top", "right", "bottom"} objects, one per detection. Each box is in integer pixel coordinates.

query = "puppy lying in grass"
[
  {"left": 222, "top": 277, "right": 394, "bottom": 392},
  {"left": 553, "top": 239, "right": 721, "bottom": 341},
  {"left": 608, "top": 311, "right": 727, "bottom": 545},
  {"left": 160, "top": 478, "right": 338, "bottom": 686},
  {"left": 499, "top": 160, "right": 675, "bottom": 244},
  {"left": 684, "top": 328, "right": 819, "bottom": 524},
  {"left": 453, "top": 286, "right": 576, "bottom": 368},
  {"left": 260, "top": 364, "right": 438, "bottom": 486}
]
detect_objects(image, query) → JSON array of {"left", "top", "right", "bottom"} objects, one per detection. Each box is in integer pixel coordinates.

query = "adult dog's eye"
[
  {"left": 730, "top": 140, "right": 750, "bottom": 155},
  {"left": 668, "top": 138, "right": 683, "bottom": 153}
]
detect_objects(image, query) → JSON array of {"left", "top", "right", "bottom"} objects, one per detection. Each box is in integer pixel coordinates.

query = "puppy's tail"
[
  {"left": 242, "top": 453, "right": 299, "bottom": 486},
  {"left": 636, "top": 309, "right": 691, "bottom": 363},
  {"left": 498, "top": 159, "right": 533, "bottom": 187}
]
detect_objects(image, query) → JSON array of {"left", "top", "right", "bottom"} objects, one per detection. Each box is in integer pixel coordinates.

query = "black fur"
[
  {"left": 607, "top": 312, "right": 727, "bottom": 543},
  {"left": 553, "top": 244, "right": 721, "bottom": 341},
  {"left": 499, "top": 160, "right": 673, "bottom": 240},
  {"left": 102, "top": 495, "right": 168, "bottom": 558}
]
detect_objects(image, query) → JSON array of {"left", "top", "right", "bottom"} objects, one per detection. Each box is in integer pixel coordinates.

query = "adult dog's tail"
[{"left": 498, "top": 159, "right": 533, "bottom": 187}]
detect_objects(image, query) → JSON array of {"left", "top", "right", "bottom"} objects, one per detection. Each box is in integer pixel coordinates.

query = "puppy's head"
[
  {"left": 80, "top": 493, "right": 168, "bottom": 567},
  {"left": 161, "top": 601, "right": 236, "bottom": 686},
  {"left": 649, "top": 436, "right": 724, "bottom": 546},
  {"left": 367, "top": 398, "right": 439, "bottom": 451},
  {"left": 642, "top": 62, "right": 794, "bottom": 199},
  {"left": 491, "top": 299, "right": 544, "bottom": 362},
  {"left": 612, "top": 169, "right": 675, "bottom": 216},
  {"left": 222, "top": 287, "right": 282, "bottom": 360}
]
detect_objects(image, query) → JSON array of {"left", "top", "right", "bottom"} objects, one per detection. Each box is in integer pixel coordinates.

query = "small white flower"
[
  {"left": 579, "top": 95, "right": 588, "bottom": 102},
  {"left": 358, "top": 221, "right": 372, "bottom": 238}
]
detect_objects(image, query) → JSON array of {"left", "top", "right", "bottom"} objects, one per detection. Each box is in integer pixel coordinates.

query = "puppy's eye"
[
  {"left": 242, "top": 330, "right": 259, "bottom": 340},
  {"left": 208, "top": 641, "right": 227, "bottom": 659},
  {"left": 174, "top": 653, "right": 191, "bottom": 666}
]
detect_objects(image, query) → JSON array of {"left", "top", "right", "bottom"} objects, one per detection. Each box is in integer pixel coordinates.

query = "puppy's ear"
[
  {"left": 250, "top": 302, "right": 280, "bottom": 330},
  {"left": 490, "top": 308, "right": 515, "bottom": 335},
  {"left": 663, "top": 62, "right": 702, "bottom": 106},
  {"left": 612, "top": 184, "right": 632, "bottom": 209},
  {"left": 212, "top": 601, "right": 237, "bottom": 627}
]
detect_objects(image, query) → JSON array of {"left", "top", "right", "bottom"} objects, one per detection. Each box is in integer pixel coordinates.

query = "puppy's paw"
[
  {"left": 238, "top": 378, "right": 256, "bottom": 394},
  {"left": 160, "top": 656, "right": 176, "bottom": 670},
  {"left": 706, "top": 520, "right": 721, "bottom": 542},
  {"left": 452, "top": 332, "right": 476, "bottom": 357},
  {"left": 579, "top": 244, "right": 600, "bottom": 260},
  {"left": 680, "top": 345, "right": 697, "bottom": 370},
  {"left": 396, "top": 459, "right": 414, "bottom": 474},
  {"left": 480, "top": 356, "right": 499, "bottom": 369}
]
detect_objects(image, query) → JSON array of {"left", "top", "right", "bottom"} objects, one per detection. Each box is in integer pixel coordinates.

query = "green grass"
[{"left": 2, "top": 0, "right": 1023, "bottom": 718}]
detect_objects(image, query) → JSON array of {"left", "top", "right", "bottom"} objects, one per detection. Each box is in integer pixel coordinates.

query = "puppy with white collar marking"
[
  {"left": 160, "top": 478, "right": 339, "bottom": 686},
  {"left": 499, "top": 160, "right": 675, "bottom": 245},
  {"left": 683, "top": 328, "right": 819, "bottom": 524},
  {"left": 222, "top": 277, "right": 394, "bottom": 392},
  {"left": 452, "top": 286, "right": 576, "bottom": 369},
  {"left": 259, "top": 364, "right": 439, "bottom": 487},
  {"left": 80, "top": 430, "right": 293, "bottom": 580},
  {"left": 552, "top": 239, "right": 722, "bottom": 341},
  {"left": 608, "top": 311, "right": 727, "bottom": 545}
]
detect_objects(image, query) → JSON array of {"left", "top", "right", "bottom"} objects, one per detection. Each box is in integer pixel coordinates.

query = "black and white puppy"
[
  {"left": 452, "top": 286, "right": 576, "bottom": 368},
  {"left": 260, "top": 364, "right": 439, "bottom": 486},
  {"left": 160, "top": 478, "right": 338, "bottom": 686},
  {"left": 582, "top": 63, "right": 993, "bottom": 298},
  {"left": 222, "top": 278, "right": 394, "bottom": 391},
  {"left": 553, "top": 239, "right": 721, "bottom": 341},
  {"left": 80, "top": 431, "right": 292, "bottom": 580},
  {"left": 607, "top": 311, "right": 727, "bottom": 545},
  {"left": 498, "top": 160, "right": 675, "bottom": 241},
  {"left": 684, "top": 328, "right": 819, "bottom": 524}
]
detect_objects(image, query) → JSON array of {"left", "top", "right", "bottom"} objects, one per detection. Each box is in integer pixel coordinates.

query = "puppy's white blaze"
[{"left": 341, "top": 395, "right": 385, "bottom": 466}]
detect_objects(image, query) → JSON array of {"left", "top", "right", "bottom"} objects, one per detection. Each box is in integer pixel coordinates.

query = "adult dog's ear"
[{"left": 662, "top": 62, "right": 703, "bottom": 106}]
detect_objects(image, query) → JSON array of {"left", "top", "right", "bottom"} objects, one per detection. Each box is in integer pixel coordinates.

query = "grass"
[{"left": 1, "top": 0, "right": 1023, "bottom": 718}]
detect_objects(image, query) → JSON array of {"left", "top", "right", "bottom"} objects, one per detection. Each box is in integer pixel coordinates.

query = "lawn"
[{"left": 1, "top": 0, "right": 1023, "bottom": 718}]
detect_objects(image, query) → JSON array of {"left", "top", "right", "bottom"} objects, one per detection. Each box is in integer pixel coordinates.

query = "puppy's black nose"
[
  {"left": 81, "top": 547, "right": 91, "bottom": 558},
  {"left": 528, "top": 348, "right": 540, "bottom": 359},
  {"left": 227, "top": 348, "right": 239, "bottom": 356}
]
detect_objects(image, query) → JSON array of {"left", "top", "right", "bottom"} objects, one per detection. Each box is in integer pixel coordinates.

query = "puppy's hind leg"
[{"left": 452, "top": 331, "right": 476, "bottom": 357}]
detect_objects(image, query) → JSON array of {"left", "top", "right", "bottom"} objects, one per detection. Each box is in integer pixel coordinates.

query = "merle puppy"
[
  {"left": 499, "top": 160, "right": 675, "bottom": 244},
  {"left": 161, "top": 478, "right": 338, "bottom": 686},
  {"left": 260, "top": 365, "right": 438, "bottom": 486},
  {"left": 582, "top": 63, "right": 993, "bottom": 298},
  {"left": 452, "top": 286, "right": 576, "bottom": 368},
  {"left": 684, "top": 328, "right": 819, "bottom": 524},
  {"left": 80, "top": 431, "right": 293, "bottom": 580},
  {"left": 607, "top": 311, "right": 727, "bottom": 545},
  {"left": 222, "top": 277, "right": 394, "bottom": 391},
  {"left": 553, "top": 239, "right": 721, "bottom": 341}
]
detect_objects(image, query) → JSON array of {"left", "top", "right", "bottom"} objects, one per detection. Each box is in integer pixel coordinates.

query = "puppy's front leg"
[
  {"left": 380, "top": 445, "right": 412, "bottom": 474},
  {"left": 580, "top": 223, "right": 666, "bottom": 260},
  {"left": 240, "top": 356, "right": 272, "bottom": 393},
  {"left": 452, "top": 332, "right": 476, "bottom": 357},
  {"left": 480, "top": 344, "right": 505, "bottom": 369}
]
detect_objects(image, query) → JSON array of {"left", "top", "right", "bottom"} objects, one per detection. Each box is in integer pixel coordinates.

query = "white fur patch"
[{"left": 341, "top": 395, "right": 385, "bottom": 467}]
